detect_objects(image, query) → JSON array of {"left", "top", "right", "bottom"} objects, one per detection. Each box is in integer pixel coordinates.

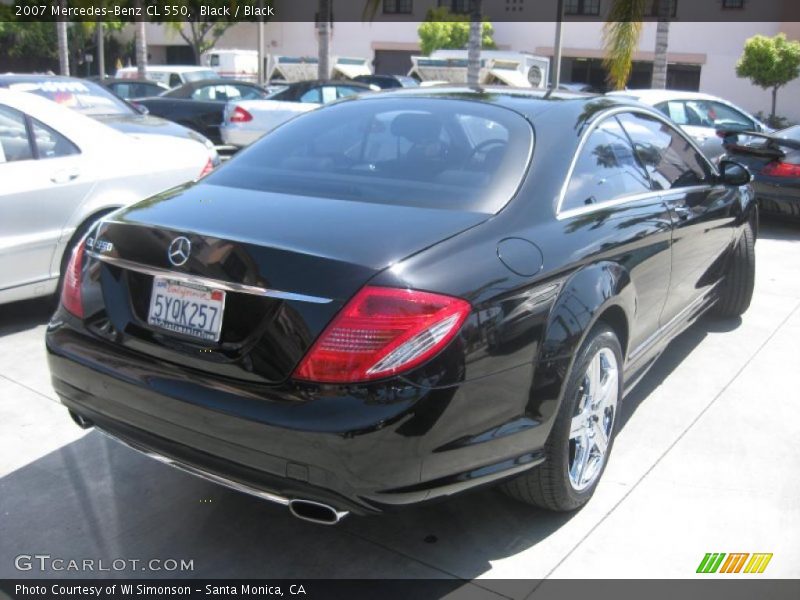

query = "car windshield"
[
  {"left": 205, "top": 98, "right": 534, "bottom": 214},
  {"left": 7, "top": 79, "right": 135, "bottom": 116},
  {"left": 182, "top": 70, "right": 218, "bottom": 83}
]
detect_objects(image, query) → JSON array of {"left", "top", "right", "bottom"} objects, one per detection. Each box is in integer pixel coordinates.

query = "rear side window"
[
  {"left": 206, "top": 98, "right": 533, "bottom": 213},
  {"left": 30, "top": 118, "right": 79, "bottom": 159},
  {"left": 0, "top": 104, "right": 33, "bottom": 163},
  {"left": 617, "top": 112, "right": 711, "bottom": 190},
  {"left": 562, "top": 116, "right": 650, "bottom": 211}
]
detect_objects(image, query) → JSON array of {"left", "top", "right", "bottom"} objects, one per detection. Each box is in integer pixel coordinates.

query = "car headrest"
[{"left": 390, "top": 113, "right": 442, "bottom": 144}]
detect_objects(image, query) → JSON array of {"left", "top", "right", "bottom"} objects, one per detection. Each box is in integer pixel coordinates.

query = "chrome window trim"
[
  {"left": 555, "top": 106, "right": 719, "bottom": 219},
  {"left": 87, "top": 251, "right": 334, "bottom": 305}
]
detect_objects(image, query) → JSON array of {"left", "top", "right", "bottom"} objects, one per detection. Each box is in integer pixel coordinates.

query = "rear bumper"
[
  {"left": 754, "top": 182, "right": 800, "bottom": 220},
  {"left": 219, "top": 124, "right": 266, "bottom": 148},
  {"left": 46, "top": 321, "right": 549, "bottom": 516}
]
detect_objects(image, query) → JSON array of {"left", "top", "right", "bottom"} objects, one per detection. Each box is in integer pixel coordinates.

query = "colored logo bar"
[{"left": 697, "top": 553, "right": 773, "bottom": 574}]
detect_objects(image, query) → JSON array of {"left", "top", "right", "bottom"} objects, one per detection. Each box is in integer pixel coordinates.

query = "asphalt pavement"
[{"left": 1, "top": 221, "right": 798, "bottom": 597}]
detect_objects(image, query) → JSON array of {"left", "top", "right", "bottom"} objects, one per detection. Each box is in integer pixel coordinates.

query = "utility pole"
[
  {"left": 56, "top": 16, "right": 69, "bottom": 76},
  {"left": 317, "top": 0, "right": 331, "bottom": 80},
  {"left": 97, "top": 22, "right": 106, "bottom": 78},
  {"left": 258, "top": 0, "right": 265, "bottom": 86},
  {"left": 551, "top": 0, "right": 564, "bottom": 89}
]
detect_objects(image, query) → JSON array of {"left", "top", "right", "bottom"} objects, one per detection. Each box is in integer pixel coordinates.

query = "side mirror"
[
  {"left": 131, "top": 102, "right": 149, "bottom": 116},
  {"left": 719, "top": 159, "right": 752, "bottom": 186}
]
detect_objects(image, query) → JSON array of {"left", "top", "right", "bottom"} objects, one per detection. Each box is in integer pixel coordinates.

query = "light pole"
[{"left": 551, "top": 0, "right": 565, "bottom": 89}]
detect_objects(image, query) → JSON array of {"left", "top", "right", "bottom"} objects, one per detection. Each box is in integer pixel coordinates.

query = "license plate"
[{"left": 147, "top": 277, "right": 226, "bottom": 342}]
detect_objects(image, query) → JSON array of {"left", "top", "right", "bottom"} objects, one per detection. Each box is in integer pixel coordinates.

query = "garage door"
[{"left": 374, "top": 50, "right": 416, "bottom": 76}]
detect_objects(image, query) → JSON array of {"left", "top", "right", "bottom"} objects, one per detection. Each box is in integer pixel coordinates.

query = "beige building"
[{"left": 130, "top": 0, "right": 800, "bottom": 122}]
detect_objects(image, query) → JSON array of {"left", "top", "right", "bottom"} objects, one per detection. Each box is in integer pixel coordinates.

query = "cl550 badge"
[{"left": 86, "top": 237, "right": 113, "bottom": 253}]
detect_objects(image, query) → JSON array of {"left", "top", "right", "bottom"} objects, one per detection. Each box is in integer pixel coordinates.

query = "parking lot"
[{"left": 1, "top": 220, "right": 798, "bottom": 593}]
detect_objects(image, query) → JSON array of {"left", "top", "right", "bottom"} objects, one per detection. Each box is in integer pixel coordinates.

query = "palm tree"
[
  {"left": 603, "top": 0, "right": 671, "bottom": 90},
  {"left": 466, "top": 0, "right": 483, "bottom": 85},
  {"left": 651, "top": 0, "right": 672, "bottom": 89},
  {"left": 56, "top": 8, "right": 69, "bottom": 76},
  {"left": 317, "top": 0, "right": 331, "bottom": 80},
  {"left": 134, "top": 0, "right": 147, "bottom": 79}
]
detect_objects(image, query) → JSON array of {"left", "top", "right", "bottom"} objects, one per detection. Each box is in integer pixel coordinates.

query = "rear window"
[
  {"left": 182, "top": 70, "right": 218, "bottom": 83},
  {"left": 7, "top": 79, "right": 135, "bottom": 116},
  {"left": 206, "top": 98, "right": 533, "bottom": 213}
]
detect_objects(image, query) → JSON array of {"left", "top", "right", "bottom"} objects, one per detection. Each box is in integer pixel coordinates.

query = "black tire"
[
  {"left": 501, "top": 323, "right": 623, "bottom": 511},
  {"left": 714, "top": 223, "right": 755, "bottom": 318}
]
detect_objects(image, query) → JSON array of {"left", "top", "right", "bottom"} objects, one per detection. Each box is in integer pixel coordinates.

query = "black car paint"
[
  {"left": 0, "top": 75, "right": 217, "bottom": 151},
  {"left": 94, "top": 78, "right": 170, "bottom": 100},
  {"left": 46, "top": 89, "right": 756, "bottom": 515},
  {"left": 723, "top": 130, "right": 800, "bottom": 221},
  {"left": 137, "top": 79, "right": 269, "bottom": 145}
]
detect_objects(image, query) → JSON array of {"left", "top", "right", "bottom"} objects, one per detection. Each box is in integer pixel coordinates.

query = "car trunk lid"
[{"left": 84, "top": 183, "right": 487, "bottom": 384}]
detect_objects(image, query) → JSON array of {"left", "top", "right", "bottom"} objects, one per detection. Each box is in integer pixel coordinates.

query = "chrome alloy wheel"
[{"left": 568, "top": 347, "right": 619, "bottom": 491}]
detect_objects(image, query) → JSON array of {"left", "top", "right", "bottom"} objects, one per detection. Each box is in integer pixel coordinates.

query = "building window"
[
  {"left": 506, "top": 0, "right": 525, "bottom": 12},
  {"left": 649, "top": 0, "right": 677, "bottom": 17},
  {"left": 565, "top": 0, "right": 601, "bottom": 16},
  {"left": 384, "top": 0, "right": 412, "bottom": 14},
  {"left": 438, "top": 0, "right": 470, "bottom": 14},
  {"left": 722, "top": 0, "right": 744, "bottom": 8}
]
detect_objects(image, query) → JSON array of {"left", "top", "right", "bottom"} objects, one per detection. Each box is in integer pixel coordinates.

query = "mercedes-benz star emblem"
[{"left": 168, "top": 236, "right": 192, "bottom": 267}]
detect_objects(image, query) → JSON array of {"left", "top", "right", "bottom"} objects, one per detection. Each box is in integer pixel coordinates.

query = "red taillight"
[
  {"left": 293, "top": 286, "right": 471, "bottom": 384},
  {"left": 61, "top": 238, "right": 86, "bottom": 318},
  {"left": 761, "top": 161, "right": 800, "bottom": 178},
  {"left": 198, "top": 158, "right": 214, "bottom": 178},
  {"left": 229, "top": 106, "right": 253, "bottom": 123}
]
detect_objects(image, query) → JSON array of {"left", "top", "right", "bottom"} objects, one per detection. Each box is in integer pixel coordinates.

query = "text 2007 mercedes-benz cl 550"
[{"left": 46, "top": 88, "right": 756, "bottom": 525}]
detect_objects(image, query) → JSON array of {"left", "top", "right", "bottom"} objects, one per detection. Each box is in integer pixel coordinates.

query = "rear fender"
[
  {"left": 527, "top": 261, "right": 635, "bottom": 424},
  {"left": 540, "top": 261, "right": 634, "bottom": 365}
]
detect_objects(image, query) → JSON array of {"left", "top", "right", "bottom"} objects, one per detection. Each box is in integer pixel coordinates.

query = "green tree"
[
  {"left": 416, "top": 7, "right": 495, "bottom": 57},
  {"left": 736, "top": 33, "right": 800, "bottom": 122},
  {"left": 602, "top": 0, "right": 672, "bottom": 91},
  {"left": 165, "top": 22, "right": 235, "bottom": 65}
]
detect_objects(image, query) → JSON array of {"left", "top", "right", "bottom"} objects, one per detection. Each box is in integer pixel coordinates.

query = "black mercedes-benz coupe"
[{"left": 46, "top": 88, "right": 757, "bottom": 524}]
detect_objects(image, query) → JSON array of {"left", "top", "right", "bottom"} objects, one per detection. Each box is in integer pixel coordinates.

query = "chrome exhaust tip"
[
  {"left": 289, "top": 499, "right": 349, "bottom": 525},
  {"left": 69, "top": 410, "right": 94, "bottom": 429}
]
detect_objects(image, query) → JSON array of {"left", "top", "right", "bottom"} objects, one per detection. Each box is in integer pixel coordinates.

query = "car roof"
[
  {"left": 117, "top": 65, "right": 215, "bottom": 73},
  {"left": 101, "top": 77, "right": 166, "bottom": 86},
  {"left": 0, "top": 74, "right": 88, "bottom": 84},
  {"left": 0, "top": 88, "right": 123, "bottom": 144},
  {"left": 607, "top": 89, "right": 720, "bottom": 104},
  {"left": 179, "top": 78, "right": 261, "bottom": 88},
  {"left": 287, "top": 79, "right": 373, "bottom": 88},
  {"left": 354, "top": 85, "right": 647, "bottom": 121}
]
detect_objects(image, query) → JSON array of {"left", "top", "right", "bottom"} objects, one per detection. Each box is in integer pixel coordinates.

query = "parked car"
[
  {"left": 722, "top": 126, "right": 800, "bottom": 221},
  {"left": 136, "top": 79, "right": 270, "bottom": 145},
  {"left": 115, "top": 65, "right": 218, "bottom": 89},
  {"left": 94, "top": 77, "right": 170, "bottom": 100},
  {"left": 221, "top": 79, "right": 373, "bottom": 148},
  {"left": 0, "top": 75, "right": 219, "bottom": 165},
  {"left": 47, "top": 88, "right": 756, "bottom": 524},
  {"left": 558, "top": 82, "right": 597, "bottom": 93},
  {"left": 353, "top": 74, "right": 420, "bottom": 89},
  {"left": 0, "top": 89, "right": 212, "bottom": 306},
  {"left": 607, "top": 89, "right": 769, "bottom": 161}
]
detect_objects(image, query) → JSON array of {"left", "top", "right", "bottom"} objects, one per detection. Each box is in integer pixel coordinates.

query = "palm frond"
[
  {"left": 362, "top": 0, "right": 382, "bottom": 21},
  {"left": 602, "top": 0, "right": 646, "bottom": 90}
]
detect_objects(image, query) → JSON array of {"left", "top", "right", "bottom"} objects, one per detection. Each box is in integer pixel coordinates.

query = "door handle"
[
  {"left": 672, "top": 205, "right": 692, "bottom": 221},
  {"left": 50, "top": 169, "right": 80, "bottom": 184}
]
